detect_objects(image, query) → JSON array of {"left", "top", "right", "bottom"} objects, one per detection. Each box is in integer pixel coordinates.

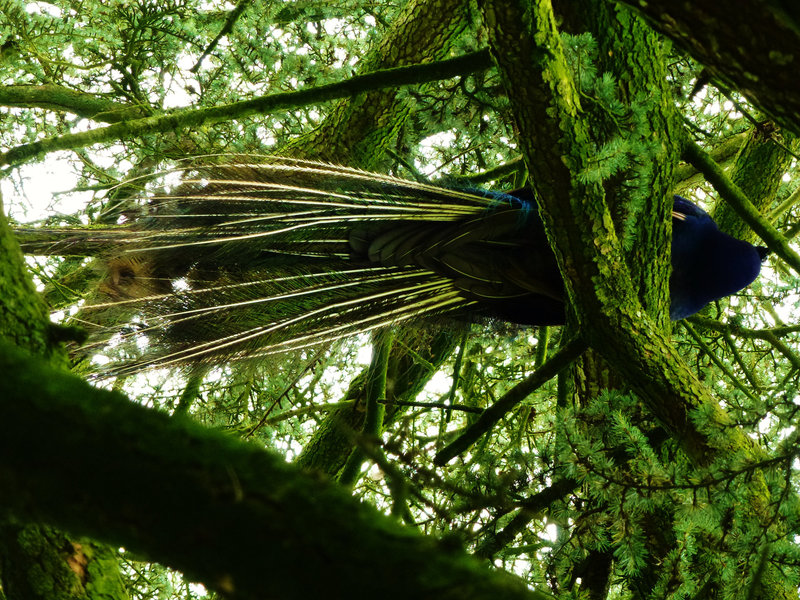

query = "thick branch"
[
  {"left": 0, "top": 341, "right": 550, "bottom": 600},
  {"left": 478, "top": 0, "right": 719, "bottom": 463},
  {"left": 616, "top": 0, "right": 800, "bottom": 135}
]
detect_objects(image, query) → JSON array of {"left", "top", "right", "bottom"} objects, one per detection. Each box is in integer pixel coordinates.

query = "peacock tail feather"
[{"left": 32, "top": 155, "right": 561, "bottom": 376}]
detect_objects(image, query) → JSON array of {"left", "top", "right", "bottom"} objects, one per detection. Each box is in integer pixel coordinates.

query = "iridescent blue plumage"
[
  {"left": 668, "top": 196, "right": 766, "bottom": 320},
  {"left": 442, "top": 191, "right": 766, "bottom": 324}
]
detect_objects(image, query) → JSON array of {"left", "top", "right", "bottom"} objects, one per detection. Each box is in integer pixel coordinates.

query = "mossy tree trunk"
[
  {"left": 614, "top": 0, "right": 800, "bottom": 135},
  {"left": 0, "top": 199, "right": 128, "bottom": 599},
  {"left": 477, "top": 0, "right": 797, "bottom": 598},
  {"left": 281, "top": 0, "right": 473, "bottom": 170},
  {"left": 551, "top": 2, "right": 682, "bottom": 594}
]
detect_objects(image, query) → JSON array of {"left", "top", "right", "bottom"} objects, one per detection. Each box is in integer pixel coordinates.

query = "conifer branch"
[{"left": 0, "top": 50, "right": 492, "bottom": 169}]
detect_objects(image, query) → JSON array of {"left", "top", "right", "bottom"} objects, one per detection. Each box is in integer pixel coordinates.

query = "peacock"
[{"left": 18, "top": 155, "right": 766, "bottom": 375}]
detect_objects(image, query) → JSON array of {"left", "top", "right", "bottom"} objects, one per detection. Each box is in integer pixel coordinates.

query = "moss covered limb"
[
  {"left": 0, "top": 341, "right": 551, "bottom": 600},
  {"left": 0, "top": 49, "right": 491, "bottom": 169},
  {"left": 0, "top": 84, "right": 150, "bottom": 123},
  {"left": 614, "top": 0, "right": 800, "bottom": 135},
  {"left": 0, "top": 198, "right": 56, "bottom": 360},
  {"left": 338, "top": 329, "right": 393, "bottom": 486},
  {"left": 1, "top": 195, "right": 129, "bottom": 600},
  {"left": 713, "top": 123, "right": 796, "bottom": 243},
  {"left": 478, "top": 2, "right": 796, "bottom": 597},
  {"left": 673, "top": 132, "right": 747, "bottom": 191}
]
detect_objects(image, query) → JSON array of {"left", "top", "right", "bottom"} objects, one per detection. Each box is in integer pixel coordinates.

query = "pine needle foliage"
[{"left": 3, "top": 1, "right": 800, "bottom": 600}]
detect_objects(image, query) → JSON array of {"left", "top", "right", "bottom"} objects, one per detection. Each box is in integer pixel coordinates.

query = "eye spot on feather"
[
  {"left": 117, "top": 265, "right": 136, "bottom": 283},
  {"left": 99, "top": 257, "right": 154, "bottom": 299}
]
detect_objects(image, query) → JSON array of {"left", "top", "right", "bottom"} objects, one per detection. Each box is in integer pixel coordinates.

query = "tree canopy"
[{"left": 2, "top": 1, "right": 800, "bottom": 599}]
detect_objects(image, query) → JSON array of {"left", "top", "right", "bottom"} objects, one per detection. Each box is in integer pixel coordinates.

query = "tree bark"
[
  {"left": 616, "top": 0, "right": 800, "bottom": 136},
  {"left": 0, "top": 197, "right": 128, "bottom": 600},
  {"left": 476, "top": 1, "right": 797, "bottom": 598},
  {"left": 0, "top": 340, "right": 551, "bottom": 600}
]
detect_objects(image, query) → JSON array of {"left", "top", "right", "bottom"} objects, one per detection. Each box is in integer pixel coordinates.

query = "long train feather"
[
  {"left": 21, "top": 155, "right": 766, "bottom": 376},
  {"left": 28, "top": 155, "right": 553, "bottom": 376}
]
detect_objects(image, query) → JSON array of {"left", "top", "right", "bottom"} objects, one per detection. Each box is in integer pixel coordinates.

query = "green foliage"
[
  {"left": 563, "top": 32, "right": 662, "bottom": 249},
  {"left": 3, "top": 1, "right": 800, "bottom": 600}
]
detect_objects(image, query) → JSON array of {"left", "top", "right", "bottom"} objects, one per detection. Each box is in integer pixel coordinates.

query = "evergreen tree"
[{"left": 1, "top": 0, "right": 800, "bottom": 599}]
